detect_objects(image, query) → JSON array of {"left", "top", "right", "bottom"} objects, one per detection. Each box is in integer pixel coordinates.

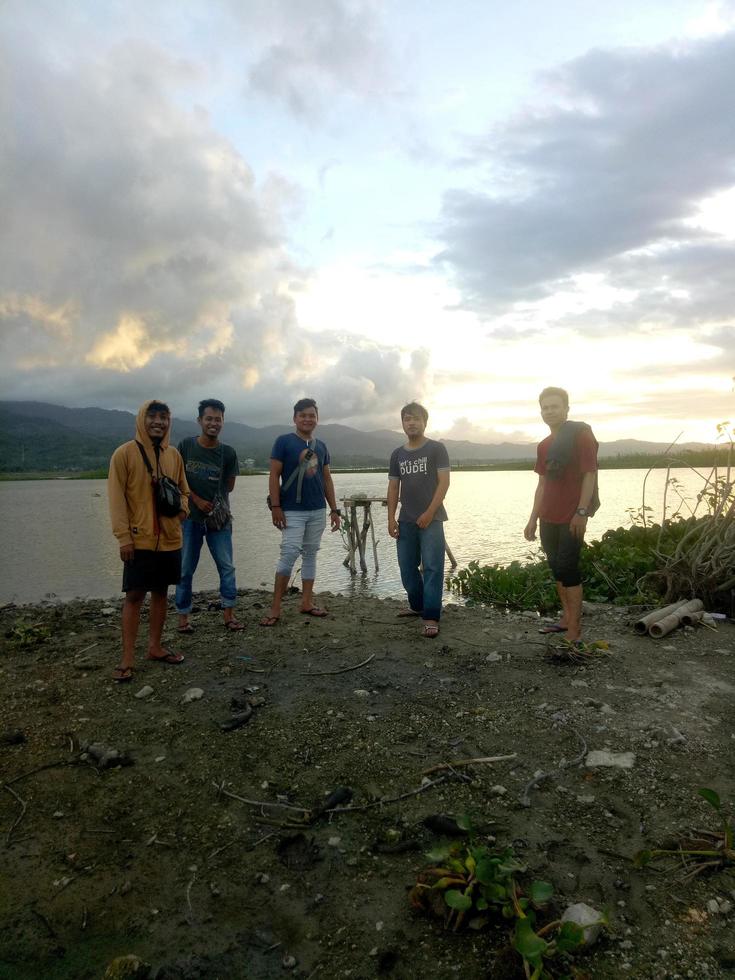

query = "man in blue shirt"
[{"left": 260, "top": 398, "right": 341, "bottom": 626}]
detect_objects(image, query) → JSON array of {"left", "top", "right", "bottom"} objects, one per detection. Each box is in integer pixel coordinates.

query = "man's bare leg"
[
  {"left": 562, "top": 584, "right": 583, "bottom": 641},
  {"left": 120, "top": 590, "right": 145, "bottom": 670},
  {"left": 261, "top": 573, "right": 289, "bottom": 624},
  {"left": 300, "top": 578, "right": 315, "bottom": 612},
  {"left": 147, "top": 590, "right": 170, "bottom": 658},
  {"left": 555, "top": 581, "right": 570, "bottom": 629}
]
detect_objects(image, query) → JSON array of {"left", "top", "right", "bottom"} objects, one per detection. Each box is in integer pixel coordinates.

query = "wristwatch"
[{"left": 576, "top": 507, "right": 588, "bottom": 517}]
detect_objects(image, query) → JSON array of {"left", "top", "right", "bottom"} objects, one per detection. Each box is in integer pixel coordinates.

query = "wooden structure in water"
[{"left": 341, "top": 495, "right": 457, "bottom": 575}]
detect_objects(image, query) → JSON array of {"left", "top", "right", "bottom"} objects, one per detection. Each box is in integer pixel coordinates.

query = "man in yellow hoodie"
[{"left": 108, "top": 400, "right": 190, "bottom": 682}]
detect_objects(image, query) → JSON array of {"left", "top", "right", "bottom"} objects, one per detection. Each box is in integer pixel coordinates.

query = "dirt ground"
[{"left": 1, "top": 589, "right": 734, "bottom": 980}]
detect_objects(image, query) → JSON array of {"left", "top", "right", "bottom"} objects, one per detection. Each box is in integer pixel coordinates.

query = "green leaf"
[
  {"left": 480, "top": 881, "right": 507, "bottom": 902},
  {"left": 425, "top": 845, "right": 452, "bottom": 863},
  {"left": 698, "top": 788, "right": 721, "bottom": 810},
  {"left": 474, "top": 857, "right": 500, "bottom": 886},
  {"left": 456, "top": 812, "right": 474, "bottom": 832},
  {"left": 468, "top": 915, "right": 489, "bottom": 931},
  {"left": 475, "top": 897, "right": 489, "bottom": 911},
  {"left": 633, "top": 849, "right": 652, "bottom": 868},
  {"left": 512, "top": 917, "right": 548, "bottom": 965},
  {"left": 529, "top": 880, "right": 554, "bottom": 905},
  {"left": 444, "top": 889, "right": 473, "bottom": 911},
  {"left": 555, "top": 921, "right": 585, "bottom": 953},
  {"left": 433, "top": 876, "right": 465, "bottom": 891}
]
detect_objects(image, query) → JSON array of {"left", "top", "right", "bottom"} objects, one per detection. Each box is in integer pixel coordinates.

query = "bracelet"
[
  {"left": 330, "top": 509, "right": 341, "bottom": 516},
  {"left": 272, "top": 504, "right": 282, "bottom": 509}
]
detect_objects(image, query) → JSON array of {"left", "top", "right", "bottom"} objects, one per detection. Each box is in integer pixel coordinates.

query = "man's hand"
[
  {"left": 330, "top": 511, "right": 341, "bottom": 532},
  {"left": 388, "top": 518, "right": 400, "bottom": 539},
  {"left": 523, "top": 519, "right": 537, "bottom": 542},
  {"left": 569, "top": 514, "right": 587, "bottom": 540},
  {"left": 271, "top": 506, "right": 286, "bottom": 530},
  {"left": 416, "top": 510, "right": 433, "bottom": 529},
  {"left": 192, "top": 491, "right": 214, "bottom": 514},
  {"left": 120, "top": 543, "right": 135, "bottom": 562}
]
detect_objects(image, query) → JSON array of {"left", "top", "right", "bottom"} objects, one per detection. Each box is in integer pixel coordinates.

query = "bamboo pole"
[{"left": 633, "top": 600, "right": 690, "bottom": 635}]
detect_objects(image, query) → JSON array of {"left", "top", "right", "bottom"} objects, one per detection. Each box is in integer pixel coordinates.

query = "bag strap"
[
  {"left": 280, "top": 439, "right": 314, "bottom": 504},
  {"left": 136, "top": 441, "right": 154, "bottom": 477}
]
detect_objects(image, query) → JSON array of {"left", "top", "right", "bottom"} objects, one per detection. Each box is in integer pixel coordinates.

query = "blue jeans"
[
  {"left": 175, "top": 519, "right": 237, "bottom": 614},
  {"left": 277, "top": 509, "right": 327, "bottom": 580},
  {"left": 396, "top": 520, "right": 445, "bottom": 621}
]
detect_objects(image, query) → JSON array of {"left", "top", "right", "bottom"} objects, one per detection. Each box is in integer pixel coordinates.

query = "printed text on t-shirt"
[{"left": 399, "top": 456, "right": 428, "bottom": 476}]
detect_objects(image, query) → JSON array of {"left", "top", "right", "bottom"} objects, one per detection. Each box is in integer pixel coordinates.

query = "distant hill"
[{"left": 0, "top": 401, "right": 717, "bottom": 473}]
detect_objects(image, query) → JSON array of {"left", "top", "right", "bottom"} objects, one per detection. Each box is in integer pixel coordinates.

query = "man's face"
[
  {"left": 401, "top": 411, "right": 427, "bottom": 439},
  {"left": 539, "top": 395, "right": 568, "bottom": 429},
  {"left": 198, "top": 408, "right": 224, "bottom": 438},
  {"left": 294, "top": 407, "right": 318, "bottom": 434},
  {"left": 144, "top": 409, "right": 170, "bottom": 441}
]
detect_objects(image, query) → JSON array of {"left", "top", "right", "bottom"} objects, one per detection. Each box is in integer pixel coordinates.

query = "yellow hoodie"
[{"left": 108, "top": 400, "right": 190, "bottom": 551}]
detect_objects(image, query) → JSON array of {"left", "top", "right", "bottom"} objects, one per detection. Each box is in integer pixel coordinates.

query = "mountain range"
[{"left": 0, "top": 401, "right": 715, "bottom": 473}]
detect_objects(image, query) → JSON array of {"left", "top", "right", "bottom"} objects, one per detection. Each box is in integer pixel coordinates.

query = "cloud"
[
  {"left": 238, "top": 0, "right": 391, "bottom": 117},
  {"left": 439, "top": 417, "right": 533, "bottom": 444},
  {"left": 436, "top": 32, "right": 735, "bottom": 310}
]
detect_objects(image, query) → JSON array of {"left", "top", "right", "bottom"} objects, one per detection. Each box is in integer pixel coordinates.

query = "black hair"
[
  {"left": 401, "top": 401, "right": 428, "bottom": 423},
  {"left": 147, "top": 401, "right": 170, "bottom": 415},
  {"left": 538, "top": 387, "right": 569, "bottom": 409},
  {"left": 198, "top": 398, "right": 226, "bottom": 417},
  {"left": 293, "top": 398, "right": 318, "bottom": 416}
]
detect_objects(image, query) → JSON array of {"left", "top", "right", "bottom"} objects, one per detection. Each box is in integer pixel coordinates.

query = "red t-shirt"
[{"left": 535, "top": 428, "right": 598, "bottom": 524}]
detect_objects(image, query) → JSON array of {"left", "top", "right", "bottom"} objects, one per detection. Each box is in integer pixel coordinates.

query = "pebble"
[
  {"left": 101, "top": 607, "right": 115, "bottom": 616},
  {"left": 486, "top": 653, "right": 502, "bottom": 663},
  {"left": 181, "top": 688, "right": 204, "bottom": 703},
  {"left": 561, "top": 902, "right": 603, "bottom": 945},
  {"left": 353, "top": 690, "right": 369, "bottom": 698},
  {"left": 571, "top": 679, "right": 588, "bottom": 688},
  {"left": 155, "top": 756, "right": 165, "bottom": 763},
  {"left": 134, "top": 686, "right": 154, "bottom": 700},
  {"left": 491, "top": 785, "right": 508, "bottom": 796},
  {"left": 328, "top": 836, "right": 341, "bottom": 847},
  {"left": 585, "top": 750, "right": 635, "bottom": 769},
  {"left": 281, "top": 954, "right": 297, "bottom": 969}
]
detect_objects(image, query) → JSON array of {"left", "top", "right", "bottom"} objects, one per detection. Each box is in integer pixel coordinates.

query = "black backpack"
[{"left": 136, "top": 442, "right": 182, "bottom": 518}]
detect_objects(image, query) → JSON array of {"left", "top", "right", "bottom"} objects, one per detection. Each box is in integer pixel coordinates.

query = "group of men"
[{"left": 107, "top": 388, "right": 597, "bottom": 681}]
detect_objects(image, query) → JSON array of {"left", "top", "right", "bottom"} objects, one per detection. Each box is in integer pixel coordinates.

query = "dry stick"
[
  {"left": 518, "top": 731, "right": 587, "bottom": 809},
  {"left": 422, "top": 754, "right": 517, "bottom": 775},
  {"left": 2, "top": 760, "right": 75, "bottom": 788},
  {"left": 75, "top": 642, "right": 99, "bottom": 657},
  {"left": 185, "top": 872, "right": 196, "bottom": 917},
  {"left": 299, "top": 653, "right": 375, "bottom": 676},
  {"left": 327, "top": 773, "right": 460, "bottom": 814},
  {"left": 4, "top": 784, "right": 27, "bottom": 846},
  {"left": 214, "top": 783, "right": 309, "bottom": 815}
]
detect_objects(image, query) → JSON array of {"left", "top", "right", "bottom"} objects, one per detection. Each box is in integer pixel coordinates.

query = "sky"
[{"left": 1, "top": 0, "right": 734, "bottom": 445}]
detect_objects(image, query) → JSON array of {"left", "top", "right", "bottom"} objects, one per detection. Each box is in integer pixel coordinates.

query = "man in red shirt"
[{"left": 524, "top": 387, "right": 598, "bottom": 642}]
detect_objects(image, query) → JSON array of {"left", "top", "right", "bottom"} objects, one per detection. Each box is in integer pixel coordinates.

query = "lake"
[{"left": 0, "top": 468, "right": 710, "bottom": 605}]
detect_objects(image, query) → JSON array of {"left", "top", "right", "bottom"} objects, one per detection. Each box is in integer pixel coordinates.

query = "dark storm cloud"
[{"left": 436, "top": 33, "right": 735, "bottom": 310}]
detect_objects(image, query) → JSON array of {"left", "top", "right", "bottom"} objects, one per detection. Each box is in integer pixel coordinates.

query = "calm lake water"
[{"left": 0, "top": 468, "right": 710, "bottom": 605}]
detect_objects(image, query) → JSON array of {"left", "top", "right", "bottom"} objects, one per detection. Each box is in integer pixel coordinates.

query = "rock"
[
  {"left": 101, "top": 607, "right": 116, "bottom": 616},
  {"left": 708, "top": 898, "right": 721, "bottom": 914},
  {"left": 181, "top": 687, "right": 204, "bottom": 703},
  {"left": 134, "top": 686, "right": 154, "bottom": 700},
  {"left": 84, "top": 741, "right": 132, "bottom": 769},
  {"left": 585, "top": 750, "right": 635, "bottom": 769},
  {"left": 561, "top": 902, "right": 604, "bottom": 945},
  {"left": 353, "top": 689, "right": 369, "bottom": 698},
  {"left": 1, "top": 729, "right": 26, "bottom": 745},
  {"left": 281, "top": 954, "right": 297, "bottom": 969},
  {"left": 491, "top": 785, "right": 508, "bottom": 796},
  {"left": 486, "top": 652, "right": 502, "bottom": 663},
  {"left": 102, "top": 954, "right": 150, "bottom": 979}
]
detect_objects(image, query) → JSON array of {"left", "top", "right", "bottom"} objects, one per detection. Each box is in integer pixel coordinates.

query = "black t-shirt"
[
  {"left": 388, "top": 439, "right": 450, "bottom": 523},
  {"left": 178, "top": 437, "right": 239, "bottom": 523}
]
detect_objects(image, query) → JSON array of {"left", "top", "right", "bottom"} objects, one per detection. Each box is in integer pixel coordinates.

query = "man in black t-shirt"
[
  {"left": 175, "top": 399, "right": 244, "bottom": 632},
  {"left": 387, "top": 402, "right": 450, "bottom": 638}
]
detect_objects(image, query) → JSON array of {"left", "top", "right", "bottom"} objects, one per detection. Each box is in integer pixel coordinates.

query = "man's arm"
[
  {"left": 173, "top": 450, "right": 190, "bottom": 520},
  {"left": 524, "top": 475, "right": 545, "bottom": 541},
  {"left": 416, "top": 469, "right": 450, "bottom": 529},
  {"left": 108, "top": 448, "right": 134, "bottom": 560},
  {"left": 268, "top": 458, "right": 285, "bottom": 528},
  {"left": 387, "top": 477, "right": 400, "bottom": 539},
  {"left": 322, "top": 464, "right": 341, "bottom": 531},
  {"left": 225, "top": 448, "right": 238, "bottom": 493},
  {"left": 569, "top": 470, "right": 596, "bottom": 540}
]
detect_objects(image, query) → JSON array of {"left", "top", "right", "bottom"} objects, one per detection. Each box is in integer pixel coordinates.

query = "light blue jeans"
[
  {"left": 175, "top": 519, "right": 237, "bottom": 614},
  {"left": 396, "top": 520, "right": 446, "bottom": 621},
  {"left": 277, "top": 509, "right": 327, "bottom": 580}
]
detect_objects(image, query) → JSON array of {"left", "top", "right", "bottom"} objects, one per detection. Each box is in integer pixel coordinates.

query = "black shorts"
[
  {"left": 539, "top": 521, "right": 582, "bottom": 588},
  {"left": 122, "top": 548, "right": 182, "bottom": 594}
]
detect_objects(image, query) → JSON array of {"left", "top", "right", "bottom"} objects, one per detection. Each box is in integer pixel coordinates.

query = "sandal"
[
  {"left": 259, "top": 615, "right": 279, "bottom": 627},
  {"left": 397, "top": 609, "right": 421, "bottom": 618},
  {"left": 538, "top": 623, "right": 567, "bottom": 634},
  {"left": 177, "top": 623, "right": 195, "bottom": 634},
  {"left": 422, "top": 624, "right": 440, "bottom": 638},
  {"left": 146, "top": 649, "right": 185, "bottom": 665},
  {"left": 224, "top": 620, "right": 245, "bottom": 632},
  {"left": 300, "top": 607, "right": 328, "bottom": 618},
  {"left": 112, "top": 665, "right": 134, "bottom": 683}
]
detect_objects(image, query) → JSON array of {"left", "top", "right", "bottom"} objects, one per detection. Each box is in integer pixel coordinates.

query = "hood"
[{"left": 135, "top": 399, "right": 172, "bottom": 452}]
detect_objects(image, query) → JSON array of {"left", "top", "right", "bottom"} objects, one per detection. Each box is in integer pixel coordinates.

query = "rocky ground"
[{"left": 1, "top": 590, "right": 734, "bottom": 980}]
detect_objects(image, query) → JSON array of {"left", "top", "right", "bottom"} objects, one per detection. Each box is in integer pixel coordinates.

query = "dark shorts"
[
  {"left": 540, "top": 521, "right": 582, "bottom": 588},
  {"left": 122, "top": 549, "right": 182, "bottom": 594}
]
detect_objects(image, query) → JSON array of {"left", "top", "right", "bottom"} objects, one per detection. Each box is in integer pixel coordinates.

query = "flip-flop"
[
  {"left": 146, "top": 650, "right": 185, "bottom": 665},
  {"left": 259, "top": 615, "right": 279, "bottom": 627},
  {"left": 224, "top": 620, "right": 245, "bottom": 632},
  {"left": 300, "top": 607, "right": 328, "bottom": 618},
  {"left": 177, "top": 623, "right": 195, "bottom": 634},
  {"left": 397, "top": 609, "right": 421, "bottom": 618},
  {"left": 538, "top": 624, "right": 567, "bottom": 634},
  {"left": 112, "top": 665, "right": 134, "bottom": 683},
  {"left": 422, "top": 624, "right": 440, "bottom": 638}
]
